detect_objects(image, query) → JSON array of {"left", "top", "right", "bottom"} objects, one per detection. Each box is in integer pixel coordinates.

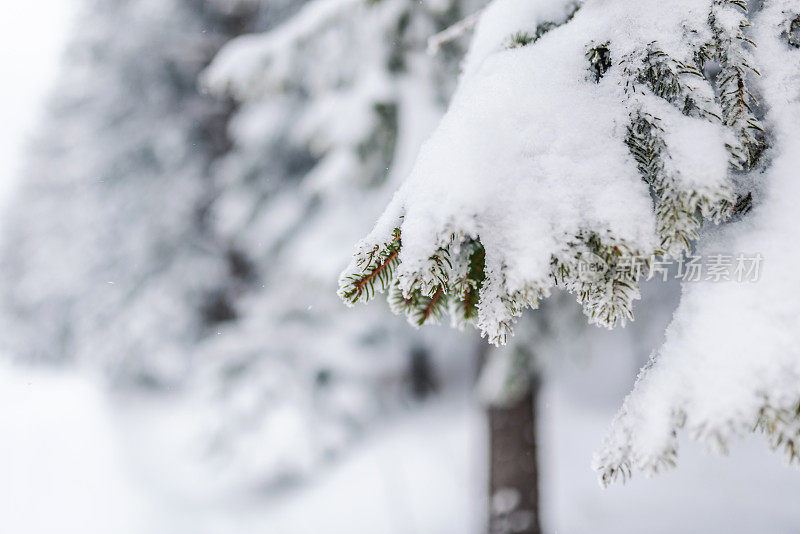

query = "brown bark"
[{"left": 487, "top": 379, "right": 541, "bottom": 534}]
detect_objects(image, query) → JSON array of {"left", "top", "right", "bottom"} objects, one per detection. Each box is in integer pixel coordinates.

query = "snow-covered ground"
[
  {"left": 2, "top": 359, "right": 799, "bottom": 534},
  {"left": 0, "top": 362, "right": 486, "bottom": 534},
  {"left": 0, "top": 364, "right": 150, "bottom": 534}
]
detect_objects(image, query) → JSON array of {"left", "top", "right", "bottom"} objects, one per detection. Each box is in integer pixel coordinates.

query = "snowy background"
[
  {"left": 0, "top": 2, "right": 74, "bottom": 200},
  {"left": 1, "top": 1, "right": 799, "bottom": 533},
  {"left": 4, "top": 327, "right": 800, "bottom": 534}
]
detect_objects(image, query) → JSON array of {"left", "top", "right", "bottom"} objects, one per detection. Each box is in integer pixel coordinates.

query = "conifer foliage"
[
  {"left": 0, "top": 0, "right": 259, "bottom": 384},
  {"left": 339, "top": 0, "right": 767, "bottom": 346},
  {"left": 193, "top": 0, "right": 483, "bottom": 485},
  {"left": 340, "top": 0, "right": 800, "bottom": 484},
  {"left": 594, "top": 0, "right": 800, "bottom": 485}
]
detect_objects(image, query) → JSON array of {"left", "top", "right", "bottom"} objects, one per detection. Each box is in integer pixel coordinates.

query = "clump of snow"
[{"left": 462, "top": 0, "right": 579, "bottom": 79}]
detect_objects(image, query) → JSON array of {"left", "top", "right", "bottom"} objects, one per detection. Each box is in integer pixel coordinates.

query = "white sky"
[{"left": 0, "top": 1, "right": 76, "bottom": 203}]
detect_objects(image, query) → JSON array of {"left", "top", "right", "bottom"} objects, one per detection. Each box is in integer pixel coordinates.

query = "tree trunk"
[{"left": 487, "top": 378, "right": 542, "bottom": 534}]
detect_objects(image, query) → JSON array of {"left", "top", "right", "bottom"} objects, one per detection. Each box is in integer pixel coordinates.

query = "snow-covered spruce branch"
[
  {"left": 339, "top": 0, "right": 768, "bottom": 345},
  {"left": 202, "top": 0, "right": 361, "bottom": 99},
  {"left": 187, "top": 0, "right": 485, "bottom": 487},
  {"left": 594, "top": 0, "right": 800, "bottom": 486},
  {"left": 204, "top": 0, "right": 473, "bottom": 199},
  {"left": 709, "top": 0, "right": 767, "bottom": 170}
]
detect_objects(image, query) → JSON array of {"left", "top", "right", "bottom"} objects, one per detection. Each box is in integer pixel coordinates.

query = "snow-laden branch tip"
[{"left": 340, "top": 0, "right": 751, "bottom": 345}]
